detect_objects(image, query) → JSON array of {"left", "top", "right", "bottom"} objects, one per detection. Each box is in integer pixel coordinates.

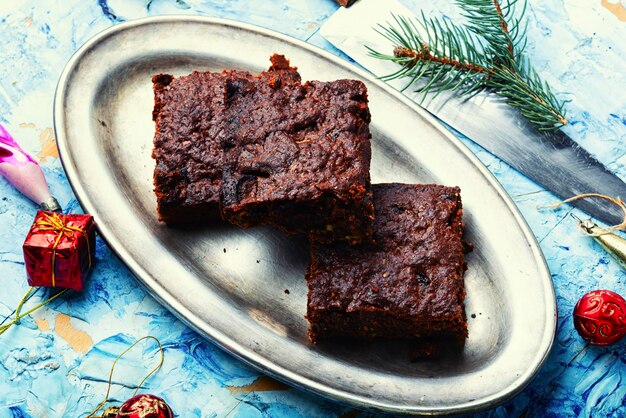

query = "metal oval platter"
[{"left": 55, "top": 16, "right": 556, "bottom": 415}]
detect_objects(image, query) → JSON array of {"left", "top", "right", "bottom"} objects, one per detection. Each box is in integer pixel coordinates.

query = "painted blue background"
[{"left": 1, "top": 0, "right": 625, "bottom": 417}]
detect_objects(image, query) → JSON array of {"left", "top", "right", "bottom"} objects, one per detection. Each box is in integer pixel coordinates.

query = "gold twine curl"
[
  {"left": 86, "top": 336, "right": 165, "bottom": 418},
  {"left": 0, "top": 288, "right": 69, "bottom": 336},
  {"left": 547, "top": 193, "right": 626, "bottom": 236}
]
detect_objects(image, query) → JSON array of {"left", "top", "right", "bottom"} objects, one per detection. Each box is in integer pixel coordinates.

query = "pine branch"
[
  {"left": 369, "top": 0, "right": 568, "bottom": 131},
  {"left": 461, "top": 0, "right": 517, "bottom": 65},
  {"left": 393, "top": 46, "right": 488, "bottom": 74},
  {"left": 367, "top": 12, "right": 491, "bottom": 99}
]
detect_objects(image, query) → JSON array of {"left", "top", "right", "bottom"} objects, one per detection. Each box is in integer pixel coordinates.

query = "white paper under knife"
[{"left": 321, "top": 0, "right": 626, "bottom": 226}]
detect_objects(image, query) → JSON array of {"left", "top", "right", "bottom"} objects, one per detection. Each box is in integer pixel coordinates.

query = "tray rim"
[{"left": 53, "top": 15, "right": 557, "bottom": 415}]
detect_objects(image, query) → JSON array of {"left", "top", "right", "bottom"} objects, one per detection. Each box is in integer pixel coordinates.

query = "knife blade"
[
  {"left": 321, "top": 0, "right": 626, "bottom": 226},
  {"left": 430, "top": 92, "right": 626, "bottom": 226}
]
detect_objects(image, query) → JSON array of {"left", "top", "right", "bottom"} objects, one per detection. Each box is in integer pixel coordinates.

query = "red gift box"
[{"left": 23, "top": 211, "right": 96, "bottom": 291}]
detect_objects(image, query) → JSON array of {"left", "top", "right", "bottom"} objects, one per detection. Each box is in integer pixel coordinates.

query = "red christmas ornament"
[
  {"left": 114, "top": 394, "right": 174, "bottom": 418},
  {"left": 573, "top": 290, "right": 626, "bottom": 346}
]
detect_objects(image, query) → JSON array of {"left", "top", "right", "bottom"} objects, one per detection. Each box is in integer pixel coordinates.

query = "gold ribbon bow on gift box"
[{"left": 34, "top": 212, "right": 92, "bottom": 287}]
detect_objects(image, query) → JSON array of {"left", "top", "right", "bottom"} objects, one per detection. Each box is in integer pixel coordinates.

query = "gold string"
[
  {"left": 34, "top": 212, "right": 92, "bottom": 287},
  {"left": 547, "top": 193, "right": 626, "bottom": 236},
  {"left": 0, "top": 287, "right": 38, "bottom": 328},
  {"left": 0, "top": 288, "right": 69, "bottom": 336},
  {"left": 86, "top": 336, "right": 165, "bottom": 418},
  {"left": 14, "top": 287, "right": 37, "bottom": 325}
]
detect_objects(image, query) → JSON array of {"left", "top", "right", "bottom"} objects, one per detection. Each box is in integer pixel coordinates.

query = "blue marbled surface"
[{"left": 0, "top": 1, "right": 625, "bottom": 417}]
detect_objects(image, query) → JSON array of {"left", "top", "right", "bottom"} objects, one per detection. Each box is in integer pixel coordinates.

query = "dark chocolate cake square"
[
  {"left": 152, "top": 71, "right": 227, "bottom": 223},
  {"left": 220, "top": 62, "right": 374, "bottom": 243},
  {"left": 151, "top": 55, "right": 302, "bottom": 223},
  {"left": 306, "top": 183, "right": 467, "bottom": 344}
]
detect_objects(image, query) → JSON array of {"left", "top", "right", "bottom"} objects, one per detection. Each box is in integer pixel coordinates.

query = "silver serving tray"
[{"left": 54, "top": 16, "right": 556, "bottom": 415}]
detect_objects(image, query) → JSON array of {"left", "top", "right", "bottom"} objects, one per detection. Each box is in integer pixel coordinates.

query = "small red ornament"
[
  {"left": 573, "top": 290, "right": 626, "bottom": 346},
  {"left": 114, "top": 394, "right": 174, "bottom": 418}
]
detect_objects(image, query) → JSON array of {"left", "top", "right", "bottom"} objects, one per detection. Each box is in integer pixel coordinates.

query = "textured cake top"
[
  {"left": 308, "top": 183, "right": 466, "bottom": 321},
  {"left": 221, "top": 60, "right": 372, "bottom": 209},
  {"left": 152, "top": 70, "right": 229, "bottom": 210},
  {"left": 151, "top": 55, "right": 302, "bottom": 214}
]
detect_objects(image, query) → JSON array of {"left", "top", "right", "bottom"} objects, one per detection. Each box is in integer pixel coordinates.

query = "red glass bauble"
[
  {"left": 573, "top": 290, "right": 626, "bottom": 346},
  {"left": 115, "top": 394, "right": 174, "bottom": 418}
]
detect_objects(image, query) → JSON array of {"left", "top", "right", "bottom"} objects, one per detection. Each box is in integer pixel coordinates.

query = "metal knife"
[
  {"left": 427, "top": 91, "right": 626, "bottom": 226},
  {"left": 321, "top": 0, "right": 626, "bottom": 226}
]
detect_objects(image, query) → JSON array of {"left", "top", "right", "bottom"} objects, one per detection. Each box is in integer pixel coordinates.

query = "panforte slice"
[
  {"left": 151, "top": 55, "right": 302, "bottom": 223},
  {"left": 306, "top": 183, "right": 468, "bottom": 345},
  {"left": 221, "top": 57, "right": 374, "bottom": 243}
]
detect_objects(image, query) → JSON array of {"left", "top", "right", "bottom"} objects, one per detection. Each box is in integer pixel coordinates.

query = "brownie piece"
[
  {"left": 221, "top": 65, "right": 374, "bottom": 243},
  {"left": 152, "top": 71, "right": 226, "bottom": 222},
  {"left": 306, "top": 183, "right": 467, "bottom": 344},
  {"left": 151, "top": 55, "right": 301, "bottom": 223}
]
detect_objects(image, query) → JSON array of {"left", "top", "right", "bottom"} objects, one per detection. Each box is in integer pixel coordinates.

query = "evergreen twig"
[{"left": 368, "top": 0, "right": 568, "bottom": 131}]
